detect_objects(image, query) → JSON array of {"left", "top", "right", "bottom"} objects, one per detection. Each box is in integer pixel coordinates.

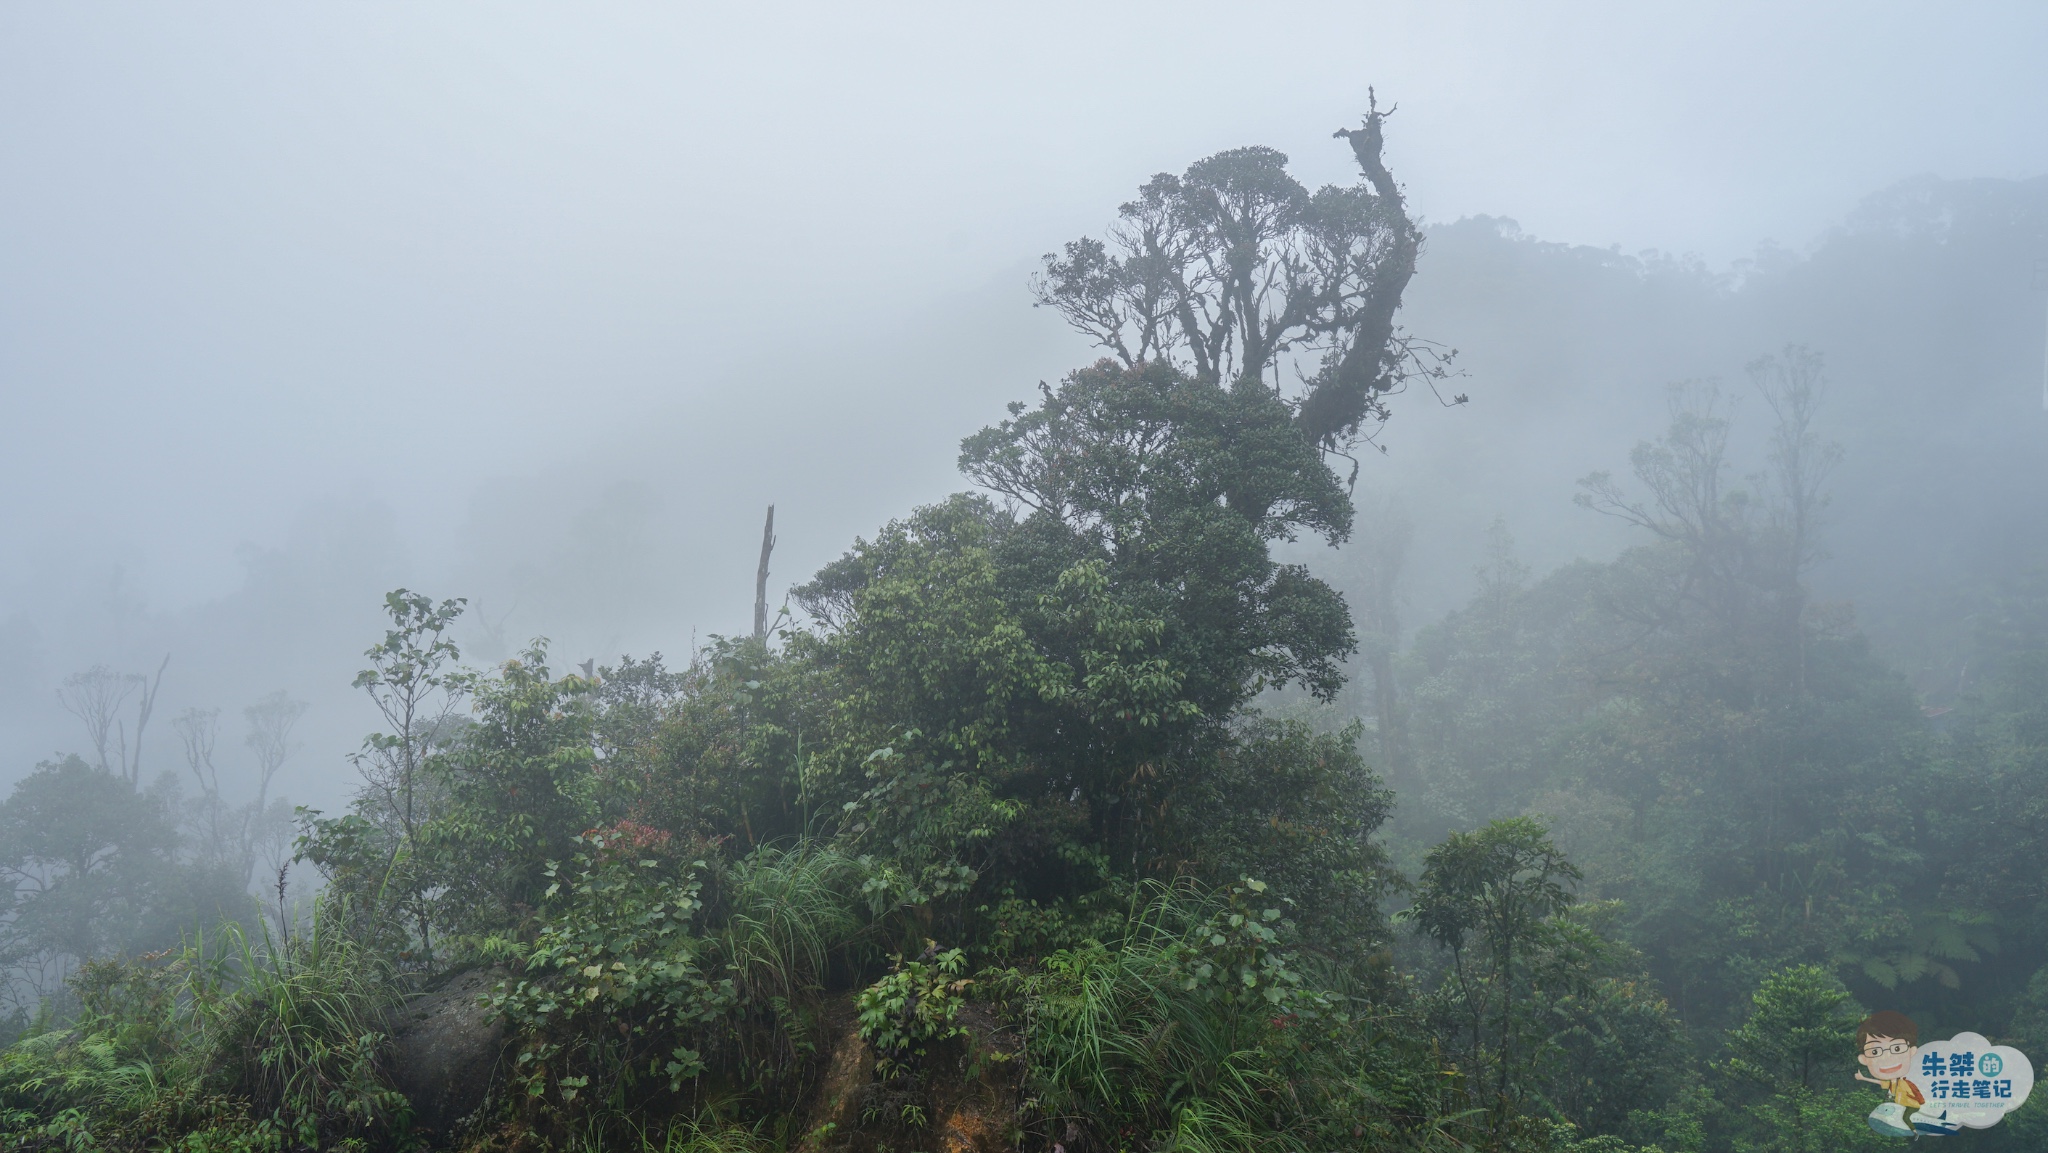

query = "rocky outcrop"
[
  {"left": 388, "top": 966, "right": 508, "bottom": 1140},
  {"left": 799, "top": 1001, "right": 877, "bottom": 1152},
  {"left": 798, "top": 997, "right": 1023, "bottom": 1153},
  {"left": 928, "top": 1001, "right": 1025, "bottom": 1153}
]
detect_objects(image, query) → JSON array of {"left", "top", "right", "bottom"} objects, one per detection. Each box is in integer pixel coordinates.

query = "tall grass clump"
[
  {"left": 207, "top": 905, "right": 408, "bottom": 1147},
  {"left": 707, "top": 843, "right": 872, "bottom": 1138},
  {"left": 1007, "top": 878, "right": 1477, "bottom": 1153},
  {"left": 714, "top": 843, "right": 868, "bottom": 1005},
  {"left": 0, "top": 899, "right": 408, "bottom": 1151}
]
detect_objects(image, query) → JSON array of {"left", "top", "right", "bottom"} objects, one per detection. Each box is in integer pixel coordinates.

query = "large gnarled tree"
[{"left": 1033, "top": 93, "right": 1450, "bottom": 454}]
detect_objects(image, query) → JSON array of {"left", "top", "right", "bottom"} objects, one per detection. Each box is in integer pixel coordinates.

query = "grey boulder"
[{"left": 387, "top": 966, "right": 508, "bottom": 1138}]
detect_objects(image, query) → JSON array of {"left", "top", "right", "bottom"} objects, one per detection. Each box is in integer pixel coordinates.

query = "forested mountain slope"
[{"left": 2, "top": 123, "right": 2045, "bottom": 1153}]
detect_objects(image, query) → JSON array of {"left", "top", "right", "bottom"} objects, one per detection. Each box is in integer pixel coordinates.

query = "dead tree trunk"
[
  {"left": 753, "top": 505, "right": 776, "bottom": 642},
  {"left": 122, "top": 655, "right": 170, "bottom": 787}
]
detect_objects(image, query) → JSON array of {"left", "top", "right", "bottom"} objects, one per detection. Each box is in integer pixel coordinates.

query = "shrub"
[
  {"left": 856, "top": 944, "right": 969, "bottom": 1073},
  {"left": 495, "top": 831, "right": 736, "bottom": 1111}
]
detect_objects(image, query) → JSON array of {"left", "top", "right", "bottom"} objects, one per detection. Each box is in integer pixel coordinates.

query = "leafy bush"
[
  {"left": 491, "top": 831, "right": 880, "bottom": 1141},
  {"left": 495, "top": 829, "right": 736, "bottom": 1110},
  {"left": 855, "top": 945, "right": 969, "bottom": 1073}
]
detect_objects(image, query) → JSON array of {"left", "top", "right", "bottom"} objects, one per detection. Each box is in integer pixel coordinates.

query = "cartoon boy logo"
[{"left": 1856, "top": 1011, "right": 1926, "bottom": 1136}]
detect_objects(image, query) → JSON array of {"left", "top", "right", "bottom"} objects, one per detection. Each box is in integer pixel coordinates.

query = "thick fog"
[{"left": 4, "top": 1, "right": 2047, "bottom": 820}]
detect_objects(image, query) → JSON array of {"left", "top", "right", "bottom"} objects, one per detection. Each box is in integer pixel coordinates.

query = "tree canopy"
[{"left": 1034, "top": 95, "right": 1452, "bottom": 452}]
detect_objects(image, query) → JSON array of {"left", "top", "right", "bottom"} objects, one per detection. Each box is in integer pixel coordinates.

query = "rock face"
[
  {"left": 929, "top": 1001, "right": 1025, "bottom": 1153},
  {"left": 799, "top": 1003, "right": 876, "bottom": 1152},
  {"left": 799, "top": 997, "right": 1023, "bottom": 1153},
  {"left": 387, "top": 966, "right": 507, "bottom": 1139}
]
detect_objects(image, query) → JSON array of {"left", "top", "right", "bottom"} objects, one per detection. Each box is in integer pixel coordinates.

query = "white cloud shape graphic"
[{"left": 1908, "top": 1032, "right": 2034, "bottom": 1129}]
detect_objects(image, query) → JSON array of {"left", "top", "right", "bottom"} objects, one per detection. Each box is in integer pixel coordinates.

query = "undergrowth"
[
  {"left": 1003, "top": 879, "right": 1480, "bottom": 1153},
  {"left": 490, "top": 836, "right": 882, "bottom": 1147},
  {"left": 0, "top": 901, "right": 407, "bottom": 1151}
]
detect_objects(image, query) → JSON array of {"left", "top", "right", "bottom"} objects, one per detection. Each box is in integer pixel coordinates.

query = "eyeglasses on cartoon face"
[{"left": 1862, "top": 1041, "right": 1911, "bottom": 1058}]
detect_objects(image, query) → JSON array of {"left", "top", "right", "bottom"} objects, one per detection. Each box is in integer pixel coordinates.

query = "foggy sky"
[{"left": 4, "top": 2, "right": 2046, "bottom": 813}]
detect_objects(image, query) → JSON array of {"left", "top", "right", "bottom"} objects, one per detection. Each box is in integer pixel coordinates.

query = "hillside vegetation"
[{"left": 3, "top": 108, "right": 2046, "bottom": 1153}]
